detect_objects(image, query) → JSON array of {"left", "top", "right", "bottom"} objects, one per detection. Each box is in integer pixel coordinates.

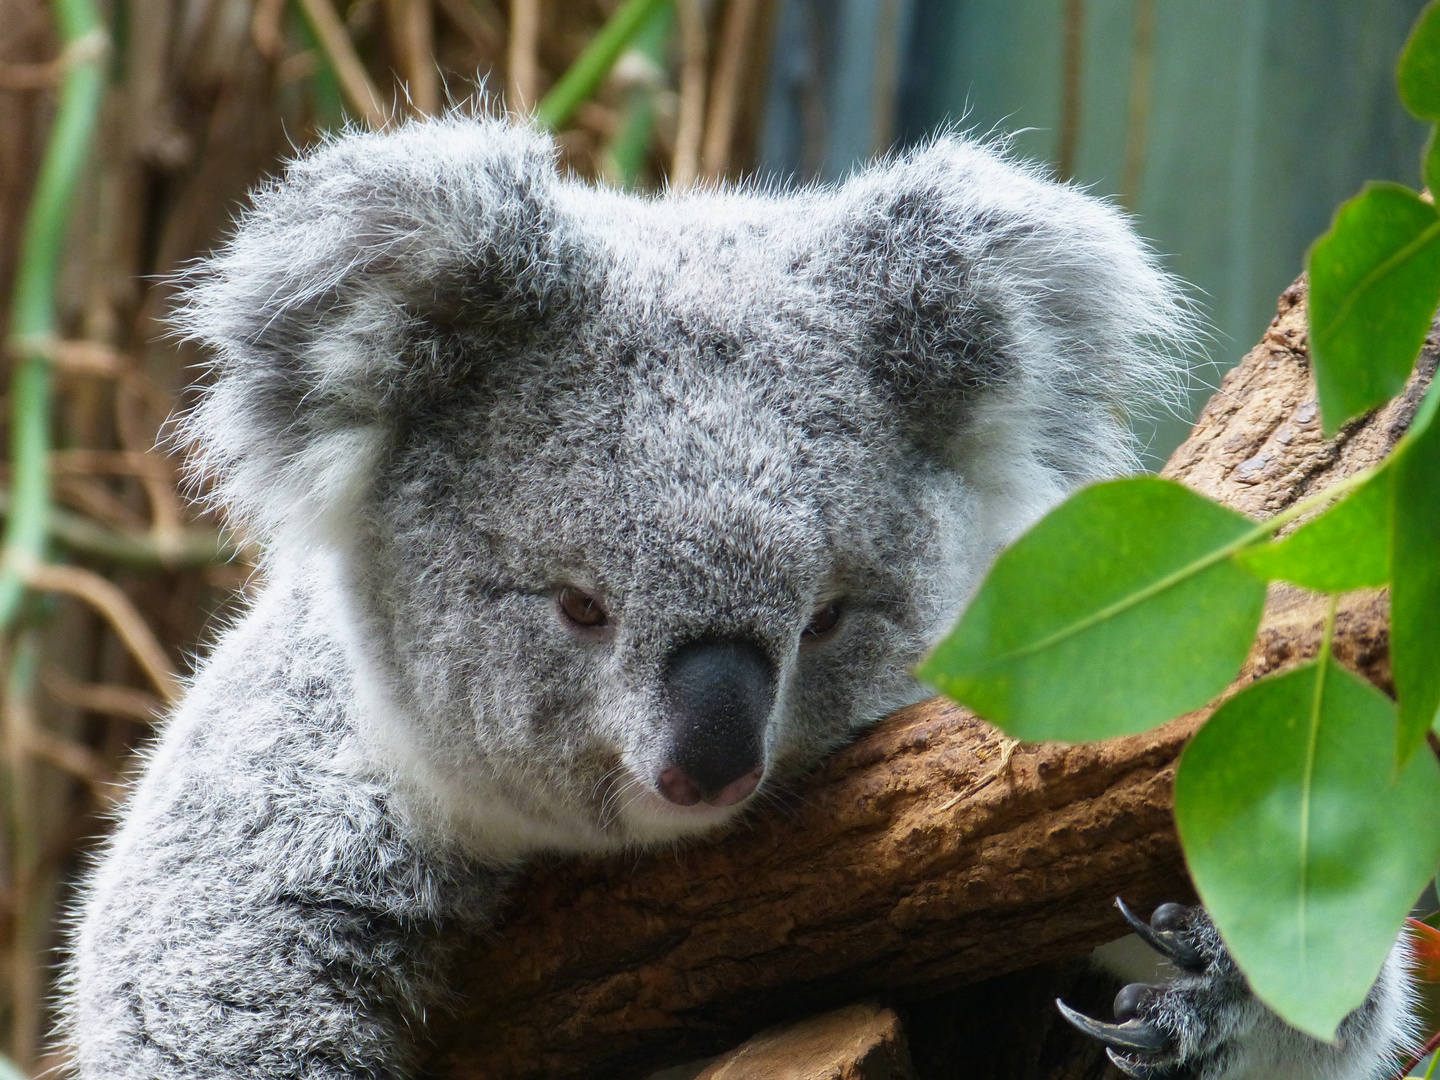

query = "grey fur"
[{"left": 63, "top": 116, "right": 1404, "bottom": 1080}]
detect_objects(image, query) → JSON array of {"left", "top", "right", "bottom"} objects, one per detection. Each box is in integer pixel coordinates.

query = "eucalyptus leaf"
[
  {"left": 1175, "top": 661, "right": 1440, "bottom": 1042},
  {"left": 1307, "top": 184, "right": 1440, "bottom": 435},
  {"left": 917, "top": 478, "right": 1266, "bottom": 742},
  {"left": 1399, "top": 0, "right": 1440, "bottom": 121},
  {"left": 1234, "top": 468, "right": 1393, "bottom": 592},
  {"left": 1392, "top": 379, "right": 1440, "bottom": 763}
]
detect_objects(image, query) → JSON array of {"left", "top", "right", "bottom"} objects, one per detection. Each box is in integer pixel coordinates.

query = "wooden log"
[
  {"left": 426, "top": 279, "right": 1430, "bottom": 1080},
  {"left": 692, "top": 1002, "right": 915, "bottom": 1080}
]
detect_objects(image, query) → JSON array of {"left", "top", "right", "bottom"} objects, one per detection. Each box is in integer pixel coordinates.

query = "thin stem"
[
  {"left": 0, "top": 0, "right": 107, "bottom": 634},
  {"left": 295, "top": 0, "right": 389, "bottom": 129},
  {"left": 433, "top": 0, "right": 502, "bottom": 59},
  {"left": 506, "top": 0, "right": 540, "bottom": 114},
  {"left": 534, "top": 0, "right": 671, "bottom": 131},
  {"left": 25, "top": 562, "right": 180, "bottom": 702},
  {"left": 3, "top": 632, "right": 38, "bottom": 1068},
  {"left": 41, "top": 670, "right": 162, "bottom": 724},
  {"left": 387, "top": 0, "right": 439, "bottom": 115},
  {"left": 670, "top": 0, "right": 707, "bottom": 189},
  {"left": 250, "top": 0, "right": 287, "bottom": 57},
  {"left": 1057, "top": 0, "right": 1085, "bottom": 180},
  {"left": 700, "top": 0, "right": 759, "bottom": 179},
  {"left": 599, "top": 3, "right": 672, "bottom": 188},
  {"left": 1120, "top": 0, "right": 1154, "bottom": 207},
  {"left": 36, "top": 495, "right": 236, "bottom": 567}
]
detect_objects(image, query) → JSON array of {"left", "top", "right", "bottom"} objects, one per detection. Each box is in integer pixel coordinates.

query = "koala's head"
[{"left": 178, "top": 118, "right": 1187, "bottom": 856}]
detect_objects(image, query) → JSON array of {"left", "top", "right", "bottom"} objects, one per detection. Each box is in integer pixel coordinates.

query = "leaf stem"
[
  {"left": 0, "top": 0, "right": 107, "bottom": 634},
  {"left": 0, "top": 484, "right": 236, "bottom": 567}
]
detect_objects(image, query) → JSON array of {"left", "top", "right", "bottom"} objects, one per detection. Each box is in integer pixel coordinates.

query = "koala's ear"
[
  {"left": 819, "top": 136, "right": 1192, "bottom": 499},
  {"left": 175, "top": 118, "right": 581, "bottom": 549}
]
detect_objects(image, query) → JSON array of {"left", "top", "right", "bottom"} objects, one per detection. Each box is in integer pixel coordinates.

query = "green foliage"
[
  {"left": 1175, "top": 657, "right": 1440, "bottom": 1041},
  {"left": 920, "top": 0, "right": 1440, "bottom": 1036},
  {"left": 1393, "top": 383, "right": 1440, "bottom": 762},
  {"left": 534, "top": 0, "right": 671, "bottom": 131},
  {"left": 1235, "top": 469, "right": 1392, "bottom": 592},
  {"left": 1400, "top": 2, "right": 1440, "bottom": 121},
  {"left": 1307, "top": 184, "right": 1440, "bottom": 435},
  {"left": 918, "top": 479, "right": 1265, "bottom": 742}
]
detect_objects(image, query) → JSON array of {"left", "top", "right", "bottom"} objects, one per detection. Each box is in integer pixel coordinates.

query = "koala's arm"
[
  {"left": 1064, "top": 903, "right": 1419, "bottom": 1080},
  {"left": 66, "top": 582, "right": 507, "bottom": 1080}
]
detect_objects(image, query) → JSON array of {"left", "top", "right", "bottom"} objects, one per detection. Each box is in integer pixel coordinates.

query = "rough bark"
[{"left": 427, "top": 279, "right": 1430, "bottom": 1080}]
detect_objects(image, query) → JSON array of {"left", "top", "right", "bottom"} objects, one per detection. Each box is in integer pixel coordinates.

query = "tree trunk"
[{"left": 426, "top": 279, "right": 1430, "bottom": 1080}]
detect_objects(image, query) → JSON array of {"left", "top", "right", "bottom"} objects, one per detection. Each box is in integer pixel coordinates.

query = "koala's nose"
[{"left": 659, "top": 638, "right": 775, "bottom": 807}]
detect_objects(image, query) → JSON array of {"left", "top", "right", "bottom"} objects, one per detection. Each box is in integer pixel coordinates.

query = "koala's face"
[
  {"left": 350, "top": 295, "right": 976, "bottom": 851},
  {"left": 181, "top": 119, "right": 1183, "bottom": 855}
]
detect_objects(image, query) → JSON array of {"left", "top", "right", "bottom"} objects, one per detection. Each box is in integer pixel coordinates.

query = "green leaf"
[
  {"left": 1234, "top": 468, "right": 1393, "bottom": 591},
  {"left": 1400, "top": 1, "right": 1440, "bottom": 121},
  {"left": 917, "top": 478, "right": 1267, "bottom": 742},
  {"left": 1307, "top": 183, "right": 1440, "bottom": 436},
  {"left": 1175, "top": 661, "right": 1440, "bottom": 1041},
  {"left": 1393, "top": 379, "right": 1440, "bottom": 763}
]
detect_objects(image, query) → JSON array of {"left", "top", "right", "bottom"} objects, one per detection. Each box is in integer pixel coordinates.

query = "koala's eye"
[
  {"left": 558, "top": 586, "right": 609, "bottom": 629},
  {"left": 801, "top": 601, "right": 843, "bottom": 643}
]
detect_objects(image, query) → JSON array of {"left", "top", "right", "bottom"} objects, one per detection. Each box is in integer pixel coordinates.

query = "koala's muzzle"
[{"left": 658, "top": 639, "right": 775, "bottom": 807}]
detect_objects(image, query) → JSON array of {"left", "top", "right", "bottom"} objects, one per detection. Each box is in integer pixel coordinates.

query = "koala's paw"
[{"left": 1056, "top": 899, "right": 1417, "bottom": 1080}]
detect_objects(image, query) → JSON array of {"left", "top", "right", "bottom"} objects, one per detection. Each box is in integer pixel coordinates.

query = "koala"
[{"left": 63, "top": 116, "right": 1417, "bottom": 1080}]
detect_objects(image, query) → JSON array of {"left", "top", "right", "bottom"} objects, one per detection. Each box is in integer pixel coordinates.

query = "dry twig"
[
  {"left": 251, "top": 0, "right": 287, "bottom": 59},
  {"left": 23, "top": 725, "right": 112, "bottom": 792},
  {"left": 54, "top": 477, "right": 152, "bottom": 533},
  {"left": 670, "top": 0, "right": 707, "bottom": 189},
  {"left": 387, "top": 0, "right": 440, "bottom": 116},
  {"left": 433, "top": 0, "right": 503, "bottom": 59},
  {"left": 700, "top": 0, "right": 759, "bottom": 179},
  {"left": 42, "top": 667, "right": 163, "bottom": 724},
  {"left": 116, "top": 378, "right": 186, "bottom": 541},
  {"left": 295, "top": 0, "right": 389, "bottom": 129},
  {"left": 24, "top": 563, "right": 180, "bottom": 702},
  {"left": 0, "top": 59, "right": 63, "bottom": 90},
  {"left": 506, "top": 0, "right": 540, "bottom": 113}
]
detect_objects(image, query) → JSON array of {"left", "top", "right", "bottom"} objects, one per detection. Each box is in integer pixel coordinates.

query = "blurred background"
[{"left": 0, "top": 0, "right": 1429, "bottom": 1073}]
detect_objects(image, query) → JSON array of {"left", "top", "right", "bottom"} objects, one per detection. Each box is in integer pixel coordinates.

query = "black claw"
[
  {"left": 1055, "top": 999, "right": 1172, "bottom": 1052},
  {"left": 1116, "top": 897, "right": 1204, "bottom": 970},
  {"left": 1107, "top": 1048, "right": 1176, "bottom": 1080}
]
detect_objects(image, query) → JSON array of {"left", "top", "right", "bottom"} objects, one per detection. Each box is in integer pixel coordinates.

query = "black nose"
[{"left": 659, "top": 638, "right": 775, "bottom": 806}]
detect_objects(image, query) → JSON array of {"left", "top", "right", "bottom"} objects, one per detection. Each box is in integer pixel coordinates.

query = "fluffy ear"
[
  {"left": 818, "top": 136, "right": 1192, "bottom": 507},
  {"left": 175, "top": 118, "right": 583, "bottom": 550}
]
